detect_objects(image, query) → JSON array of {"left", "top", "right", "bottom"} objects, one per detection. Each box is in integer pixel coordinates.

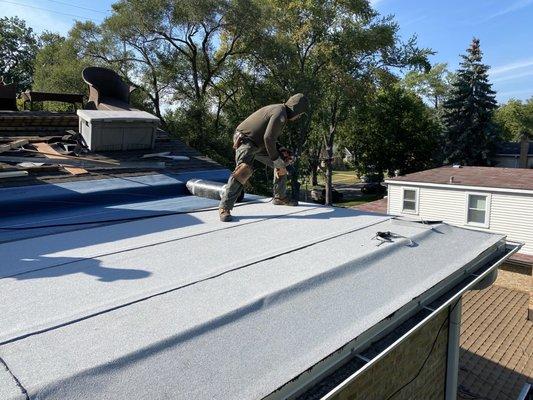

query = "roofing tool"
[
  {"left": 186, "top": 179, "right": 244, "bottom": 202},
  {"left": 372, "top": 231, "right": 414, "bottom": 247}
]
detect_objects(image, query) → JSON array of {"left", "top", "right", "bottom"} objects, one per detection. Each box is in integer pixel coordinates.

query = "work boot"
[
  {"left": 219, "top": 208, "right": 232, "bottom": 222},
  {"left": 272, "top": 197, "right": 298, "bottom": 206}
]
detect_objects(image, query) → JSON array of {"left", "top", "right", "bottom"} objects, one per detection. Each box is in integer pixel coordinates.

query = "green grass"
[{"left": 316, "top": 170, "right": 360, "bottom": 185}]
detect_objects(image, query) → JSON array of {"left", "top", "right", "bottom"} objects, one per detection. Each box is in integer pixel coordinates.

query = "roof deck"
[{"left": 0, "top": 176, "right": 511, "bottom": 399}]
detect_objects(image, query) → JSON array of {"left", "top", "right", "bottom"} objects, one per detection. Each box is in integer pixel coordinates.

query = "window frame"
[
  {"left": 465, "top": 192, "right": 491, "bottom": 228},
  {"left": 401, "top": 187, "right": 419, "bottom": 215}
]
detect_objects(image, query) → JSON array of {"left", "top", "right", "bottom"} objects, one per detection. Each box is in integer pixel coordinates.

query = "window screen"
[
  {"left": 467, "top": 194, "right": 487, "bottom": 224},
  {"left": 402, "top": 189, "right": 417, "bottom": 212}
]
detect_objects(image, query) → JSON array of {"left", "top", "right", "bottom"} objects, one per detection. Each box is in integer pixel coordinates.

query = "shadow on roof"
[
  {"left": 458, "top": 348, "right": 531, "bottom": 400},
  {"left": 11, "top": 256, "right": 151, "bottom": 282}
]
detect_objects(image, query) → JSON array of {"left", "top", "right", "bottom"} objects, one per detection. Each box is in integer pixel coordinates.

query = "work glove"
[{"left": 274, "top": 167, "right": 288, "bottom": 179}]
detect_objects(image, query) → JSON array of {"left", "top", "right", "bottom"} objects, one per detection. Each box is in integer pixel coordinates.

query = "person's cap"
[{"left": 285, "top": 93, "right": 309, "bottom": 118}]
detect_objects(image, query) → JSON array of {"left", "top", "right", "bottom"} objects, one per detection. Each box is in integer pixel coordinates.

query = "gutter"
[{"left": 268, "top": 240, "right": 522, "bottom": 400}]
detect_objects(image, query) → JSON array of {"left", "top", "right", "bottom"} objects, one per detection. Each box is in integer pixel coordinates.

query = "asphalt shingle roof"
[
  {"left": 387, "top": 166, "right": 533, "bottom": 191},
  {"left": 458, "top": 285, "right": 533, "bottom": 400}
]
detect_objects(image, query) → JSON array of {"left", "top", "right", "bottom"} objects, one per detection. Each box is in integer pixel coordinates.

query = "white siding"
[
  {"left": 490, "top": 193, "right": 533, "bottom": 254},
  {"left": 387, "top": 185, "right": 404, "bottom": 215},
  {"left": 387, "top": 183, "right": 533, "bottom": 255}
]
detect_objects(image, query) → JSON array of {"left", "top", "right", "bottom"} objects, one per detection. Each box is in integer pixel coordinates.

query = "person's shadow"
[{"left": 11, "top": 256, "right": 151, "bottom": 282}]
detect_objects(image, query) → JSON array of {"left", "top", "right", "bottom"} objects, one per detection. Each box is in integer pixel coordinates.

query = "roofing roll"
[{"left": 186, "top": 179, "right": 244, "bottom": 202}]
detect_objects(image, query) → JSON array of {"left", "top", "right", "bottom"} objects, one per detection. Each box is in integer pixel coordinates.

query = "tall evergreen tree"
[{"left": 442, "top": 38, "right": 498, "bottom": 165}]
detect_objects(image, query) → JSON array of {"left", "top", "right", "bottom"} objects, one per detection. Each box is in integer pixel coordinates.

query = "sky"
[{"left": 1, "top": 0, "right": 532, "bottom": 103}]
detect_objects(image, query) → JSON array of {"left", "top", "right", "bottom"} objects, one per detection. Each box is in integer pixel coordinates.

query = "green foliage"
[
  {"left": 494, "top": 97, "right": 533, "bottom": 141},
  {"left": 241, "top": 0, "right": 431, "bottom": 201},
  {"left": 33, "top": 33, "right": 91, "bottom": 102},
  {"left": 17, "top": 2, "right": 436, "bottom": 197},
  {"left": 0, "top": 16, "right": 38, "bottom": 91},
  {"left": 403, "top": 63, "right": 454, "bottom": 108},
  {"left": 341, "top": 85, "right": 440, "bottom": 177},
  {"left": 442, "top": 38, "right": 499, "bottom": 166}
]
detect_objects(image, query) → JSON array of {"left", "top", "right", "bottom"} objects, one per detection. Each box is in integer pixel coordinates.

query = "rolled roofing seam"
[
  {"left": 0, "top": 205, "right": 317, "bottom": 280},
  {"left": 0, "top": 216, "right": 392, "bottom": 346}
]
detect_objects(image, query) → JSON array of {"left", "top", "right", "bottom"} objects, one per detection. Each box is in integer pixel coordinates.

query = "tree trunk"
[
  {"left": 311, "top": 165, "right": 318, "bottom": 186},
  {"left": 324, "top": 144, "right": 333, "bottom": 205},
  {"left": 324, "top": 99, "right": 338, "bottom": 206},
  {"left": 290, "top": 158, "right": 301, "bottom": 203}
]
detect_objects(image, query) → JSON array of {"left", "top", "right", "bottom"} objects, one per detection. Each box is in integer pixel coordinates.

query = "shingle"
[
  {"left": 388, "top": 166, "right": 533, "bottom": 191},
  {"left": 458, "top": 286, "right": 533, "bottom": 400}
]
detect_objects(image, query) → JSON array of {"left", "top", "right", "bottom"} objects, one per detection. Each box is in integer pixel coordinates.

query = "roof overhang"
[
  {"left": 384, "top": 180, "right": 533, "bottom": 195},
  {"left": 270, "top": 239, "right": 521, "bottom": 399}
]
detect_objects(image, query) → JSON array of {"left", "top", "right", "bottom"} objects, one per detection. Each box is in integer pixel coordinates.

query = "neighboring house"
[
  {"left": 385, "top": 166, "right": 533, "bottom": 256},
  {"left": 494, "top": 136, "right": 533, "bottom": 169}
]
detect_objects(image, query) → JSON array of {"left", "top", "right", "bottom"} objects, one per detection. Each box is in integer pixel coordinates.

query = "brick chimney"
[{"left": 519, "top": 133, "right": 529, "bottom": 168}]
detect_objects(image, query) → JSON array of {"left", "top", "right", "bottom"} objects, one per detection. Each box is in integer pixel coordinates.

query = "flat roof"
[
  {"left": 386, "top": 166, "right": 533, "bottom": 191},
  {"left": 0, "top": 190, "right": 507, "bottom": 399}
]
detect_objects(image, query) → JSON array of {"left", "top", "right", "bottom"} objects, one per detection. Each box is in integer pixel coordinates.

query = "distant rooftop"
[
  {"left": 496, "top": 141, "right": 533, "bottom": 156},
  {"left": 386, "top": 166, "right": 533, "bottom": 191}
]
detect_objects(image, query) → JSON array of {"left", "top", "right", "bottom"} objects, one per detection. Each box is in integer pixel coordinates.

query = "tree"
[
  {"left": 494, "top": 97, "right": 533, "bottom": 141},
  {"left": 244, "top": 0, "right": 431, "bottom": 203},
  {"left": 403, "top": 63, "right": 454, "bottom": 108},
  {"left": 0, "top": 17, "right": 38, "bottom": 91},
  {"left": 342, "top": 85, "right": 440, "bottom": 178},
  {"left": 33, "top": 33, "right": 90, "bottom": 96},
  {"left": 442, "top": 38, "right": 499, "bottom": 166}
]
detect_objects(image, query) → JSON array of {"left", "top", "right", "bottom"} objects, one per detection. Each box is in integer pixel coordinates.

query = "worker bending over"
[{"left": 219, "top": 93, "right": 309, "bottom": 222}]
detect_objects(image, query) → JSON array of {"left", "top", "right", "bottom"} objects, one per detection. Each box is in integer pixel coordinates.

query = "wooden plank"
[
  {"left": 33, "top": 142, "right": 88, "bottom": 175},
  {"left": 22, "top": 148, "right": 119, "bottom": 165},
  {"left": 0, "top": 156, "right": 165, "bottom": 169}
]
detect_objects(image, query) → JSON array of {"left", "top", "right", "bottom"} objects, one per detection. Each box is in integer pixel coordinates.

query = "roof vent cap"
[
  {"left": 449, "top": 176, "right": 455, "bottom": 183},
  {"left": 452, "top": 164, "right": 462, "bottom": 168}
]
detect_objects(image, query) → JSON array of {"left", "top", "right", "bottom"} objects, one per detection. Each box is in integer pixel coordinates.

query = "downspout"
[{"left": 445, "top": 299, "right": 462, "bottom": 400}]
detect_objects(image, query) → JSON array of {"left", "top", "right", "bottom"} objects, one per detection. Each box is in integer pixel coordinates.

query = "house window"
[
  {"left": 466, "top": 194, "right": 489, "bottom": 226},
  {"left": 402, "top": 188, "right": 418, "bottom": 213}
]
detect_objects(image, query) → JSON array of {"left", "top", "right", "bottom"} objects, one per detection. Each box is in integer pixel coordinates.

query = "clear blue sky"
[{"left": 2, "top": 0, "right": 532, "bottom": 103}]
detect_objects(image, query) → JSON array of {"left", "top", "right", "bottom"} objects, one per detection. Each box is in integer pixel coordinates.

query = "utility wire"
[
  {"left": 0, "top": 0, "right": 103, "bottom": 22},
  {"left": 385, "top": 300, "right": 460, "bottom": 400},
  {"left": 42, "top": 0, "right": 110, "bottom": 14}
]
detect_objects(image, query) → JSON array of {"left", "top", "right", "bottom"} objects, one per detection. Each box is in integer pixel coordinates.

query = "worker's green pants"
[{"left": 219, "top": 141, "right": 287, "bottom": 210}]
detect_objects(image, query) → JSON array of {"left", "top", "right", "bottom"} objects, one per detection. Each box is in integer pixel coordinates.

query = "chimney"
[{"left": 519, "top": 133, "right": 529, "bottom": 169}]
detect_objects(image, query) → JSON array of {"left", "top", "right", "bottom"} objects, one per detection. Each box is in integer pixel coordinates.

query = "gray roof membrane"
[{"left": 0, "top": 199, "right": 505, "bottom": 400}]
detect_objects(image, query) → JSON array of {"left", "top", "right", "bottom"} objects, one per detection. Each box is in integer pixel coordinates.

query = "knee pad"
[{"left": 233, "top": 163, "right": 253, "bottom": 185}]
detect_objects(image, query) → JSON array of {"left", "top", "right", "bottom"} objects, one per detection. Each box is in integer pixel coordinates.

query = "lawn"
[
  {"left": 300, "top": 170, "right": 383, "bottom": 208},
  {"left": 316, "top": 170, "right": 360, "bottom": 185}
]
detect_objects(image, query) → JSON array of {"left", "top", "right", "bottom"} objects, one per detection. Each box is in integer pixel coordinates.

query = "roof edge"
[
  {"left": 267, "top": 236, "right": 517, "bottom": 400},
  {"left": 384, "top": 179, "right": 533, "bottom": 195}
]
